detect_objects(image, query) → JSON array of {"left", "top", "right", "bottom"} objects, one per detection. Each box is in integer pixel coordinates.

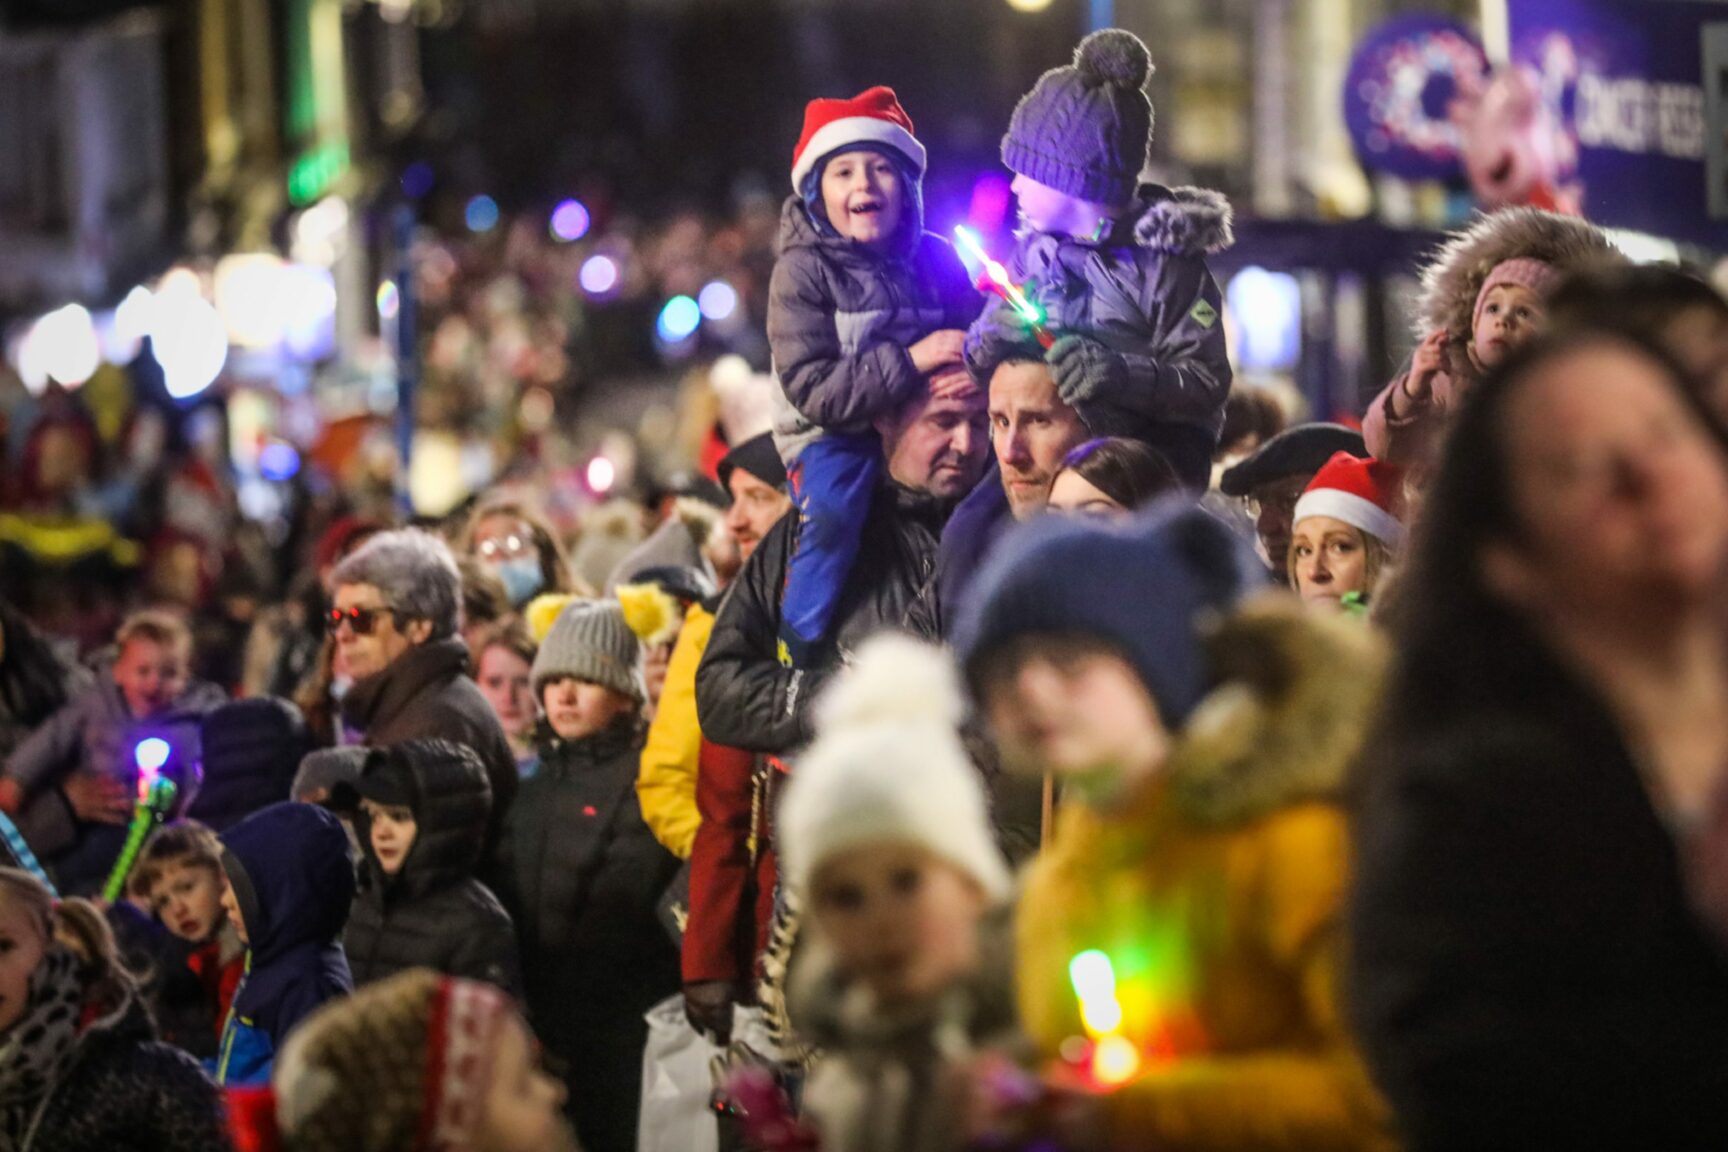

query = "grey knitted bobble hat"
[
  {"left": 530, "top": 598, "right": 647, "bottom": 704},
  {"left": 1001, "top": 28, "right": 1154, "bottom": 207}
]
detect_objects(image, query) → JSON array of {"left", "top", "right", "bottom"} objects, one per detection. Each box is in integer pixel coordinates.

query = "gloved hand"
[
  {"left": 683, "top": 980, "right": 738, "bottom": 1046},
  {"left": 1046, "top": 334, "right": 1130, "bottom": 409}
]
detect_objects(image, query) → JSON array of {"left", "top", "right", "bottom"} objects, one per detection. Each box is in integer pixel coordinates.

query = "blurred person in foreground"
[
  {"left": 953, "top": 505, "right": 1394, "bottom": 1151},
  {"left": 1547, "top": 262, "right": 1728, "bottom": 424},
  {"left": 230, "top": 969, "right": 578, "bottom": 1152},
  {"left": 1351, "top": 331, "right": 1728, "bottom": 1149}
]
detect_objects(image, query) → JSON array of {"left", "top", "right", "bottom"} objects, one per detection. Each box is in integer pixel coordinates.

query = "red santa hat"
[
  {"left": 790, "top": 86, "right": 927, "bottom": 193},
  {"left": 1293, "top": 452, "right": 1405, "bottom": 547}
]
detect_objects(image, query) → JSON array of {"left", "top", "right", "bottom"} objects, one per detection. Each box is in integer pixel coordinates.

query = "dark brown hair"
[{"left": 1054, "top": 438, "right": 1183, "bottom": 511}]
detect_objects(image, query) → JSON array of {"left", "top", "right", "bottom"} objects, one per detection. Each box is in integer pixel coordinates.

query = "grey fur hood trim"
[
  {"left": 1414, "top": 208, "right": 1623, "bottom": 341},
  {"left": 1132, "top": 185, "right": 1234, "bottom": 256},
  {"left": 1169, "top": 595, "right": 1386, "bottom": 828}
]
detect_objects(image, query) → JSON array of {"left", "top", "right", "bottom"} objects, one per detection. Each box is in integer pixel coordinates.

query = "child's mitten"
[{"left": 1047, "top": 334, "right": 1130, "bottom": 408}]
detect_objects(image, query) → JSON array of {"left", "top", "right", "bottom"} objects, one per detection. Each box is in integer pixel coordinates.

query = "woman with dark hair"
[
  {"left": 459, "top": 495, "right": 582, "bottom": 609},
  {"left": 0, "top": 598, "right": 84, "bottom": 762},
  {"left": 1351, "top": 331, "right": 1728, "bottom": 1149},
  {"left": 1045, "top": 437, "right": 1183, "bottom": 517},
  {"left": 1547, "top": 262, "right": 1728, "bottom": 422}
]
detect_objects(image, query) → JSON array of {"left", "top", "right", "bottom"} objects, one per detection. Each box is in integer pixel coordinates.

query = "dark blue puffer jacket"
[{"left": 214, "top": 802, "right": 355, "bottom": 1085}]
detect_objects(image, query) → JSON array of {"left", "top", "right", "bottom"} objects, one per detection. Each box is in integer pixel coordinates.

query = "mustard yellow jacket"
[
  {"left": 636, "top": 604, "right": 713, "bottom": 859},
  {"left": 1016, "top": 601, "right": 1396, "bottom": 1152}
]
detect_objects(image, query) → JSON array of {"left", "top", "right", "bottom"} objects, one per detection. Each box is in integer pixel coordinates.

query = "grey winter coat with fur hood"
[
  {"left": 767, "top": 195, "right": 982, "bottom": 462},
  {"left": 965, "top": 183, "right": 1234, "bottom": 483},
  {"left": 1362, "top": 207, "right": 1623, "bottom": 465}
]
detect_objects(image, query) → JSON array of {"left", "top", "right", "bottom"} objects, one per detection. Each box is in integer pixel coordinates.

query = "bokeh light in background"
[
  {"left": 656, "top": 295, "right": 701, "bottom": 343},
  {"left": 585, "top": 455, "right": 616, "bottom": 494},
  {"left": 377, "top": 281, "right": 402, "bottom": 322},
  {"left": 698, "top": 281, "right": 738, "bottom": 323},
  {"left": 520, "top": 387, "right": 555, "bottom": 432},
  {"left": 579, "top": 254, "right": 620, "bottom": 297},
  {"left": 278, "top": 265, "right": 339, "bottom": 362},
  {"left": 150, "top": 279, "right": 229, "bottom": 399},
  {"left": 550, "top": 199, "right": 592, "bottom": 242},
  {"left": 214, "top": 253, "right": 290, "bottom": 349},
  {"left": 259, "top": 441, "right": 302, "bottom": 481},
  {"left": 401, "top": 162, "right": 435, "bottom": 199},
  {"left": 1005, "top": 0, "right": 1054, "bottom": 9},
  {"left": 1225, "top": 267, "right": 1302, "bottom": 375},
  {"left": 465, "top": 195, "right": 501, "bottom": 233},
  {"left": 19, "top": 304, "right": 101, "bottom": 392},
  {"left": 111, "top": 286, "right": 156, "bottom": 362}
]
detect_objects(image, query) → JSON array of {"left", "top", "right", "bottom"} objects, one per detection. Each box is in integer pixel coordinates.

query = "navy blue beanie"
[
  {"left": 953, "top": 500, "right": 1266, "bottom": 728},
  {"left": 1002, "top": 28, "right": 1154, "bottom": 206}
]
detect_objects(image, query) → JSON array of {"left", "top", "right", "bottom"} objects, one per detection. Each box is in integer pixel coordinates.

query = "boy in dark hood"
[
  {"left": 767, "top": 86, "right": 981, "bottom": 668},
  {"left": 345, "top": 738, "right": 520, "bottom": 995},
  {"left": 214, "top": 801, "right": 356, "bottom": 1086}
]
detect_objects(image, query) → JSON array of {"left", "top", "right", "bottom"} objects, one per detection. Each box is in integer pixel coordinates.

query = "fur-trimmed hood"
[
  {"left": 1168, "top": 595, "right": 1386, "bottom": 827},
  {"left": 1130, "top": 184, "right": 1234, "bottom": 256},
  {"left": 1413, "top": 208, "right": 1623, "bottom": 341}
]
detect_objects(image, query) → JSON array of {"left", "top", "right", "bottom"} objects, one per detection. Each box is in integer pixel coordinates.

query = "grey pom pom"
[{"left": 1074, "top": 29, "right": 1152, "bottom": 89}]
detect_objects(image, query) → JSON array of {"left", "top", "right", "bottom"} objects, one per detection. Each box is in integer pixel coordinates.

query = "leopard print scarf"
[{"left": 0, "top": 947, "right": 87, "bottom": 1151}]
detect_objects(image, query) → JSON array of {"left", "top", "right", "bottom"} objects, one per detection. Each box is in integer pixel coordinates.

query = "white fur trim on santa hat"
[
  {"left": 1293, "top": 489, "right": 1404, "bottom": 547},
  {"left": 791, "top": 117, "right": 928, "bottom": 192},
  {"left": 779, "top": 636, "right": 1010, "bottom": 903}
]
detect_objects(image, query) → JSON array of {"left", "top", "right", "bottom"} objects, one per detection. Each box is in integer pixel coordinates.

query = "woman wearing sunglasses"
[{"left": 328, "top": 529, "right": 519, "bottom": 858}]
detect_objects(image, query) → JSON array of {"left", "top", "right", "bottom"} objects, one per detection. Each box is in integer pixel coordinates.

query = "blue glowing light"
[
  {"left": 259, "top": 442, "right": 301, "bottom": 482},
  {"left": 579, "top": 255, "right": 619, "bottom": 296},
  {"left": 550, "top": 199, "right": 592, "bottom": 242},
  {"left": 1225, "top": 266, "right": 1302, "bottom": 374},
  {"left": 656, "top": 296, "right": 702, "bottom": 343},
  {"left": 698, "top": 281, "right": 738, "bottom": 323},
  {"left": 135, "top": 738, "right": 171, "bottom": 773},
  {"left": 401, "top": 162, "right": 434, "bottom": 199},
  {"left": 465, "top": 195, "right": 500, "bottom": 233}
]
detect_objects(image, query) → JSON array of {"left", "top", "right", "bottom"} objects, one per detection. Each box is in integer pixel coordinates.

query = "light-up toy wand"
[
  {"left": 103, "top": 738, "right": 179, "bottom": 903},
  {"left": 953, "top": 225, "right": 1055, "bottom": 349}
]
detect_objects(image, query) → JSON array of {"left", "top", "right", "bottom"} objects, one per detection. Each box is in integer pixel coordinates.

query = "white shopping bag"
[
  {"left": 638, "top": 996, "right": 792, "bottom": 1152},
  {"left": 639, "top": 995, "right": 720, "bottom": 1152}
]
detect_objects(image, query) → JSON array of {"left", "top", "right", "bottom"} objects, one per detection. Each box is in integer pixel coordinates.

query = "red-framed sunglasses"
[{"left": 325, "top": 606, "right": 393, "bottom": 636}]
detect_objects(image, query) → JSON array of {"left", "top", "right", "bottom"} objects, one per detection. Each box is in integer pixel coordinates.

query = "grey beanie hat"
[
  {"left": 531, "top": 598, "right": 647, "bottom": 703},
  {"left": 1002, "top": 28, "right": 1153, "bottom": 206}
]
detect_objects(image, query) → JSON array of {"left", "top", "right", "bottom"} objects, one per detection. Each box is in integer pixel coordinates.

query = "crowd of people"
[{"left": 1, "top": 23, "right": 1728, "bottom": 1152}]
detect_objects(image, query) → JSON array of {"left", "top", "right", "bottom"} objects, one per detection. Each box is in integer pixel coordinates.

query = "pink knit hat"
[{"left": 1473, "top": 257, "right": 1559, "bottom": 332}]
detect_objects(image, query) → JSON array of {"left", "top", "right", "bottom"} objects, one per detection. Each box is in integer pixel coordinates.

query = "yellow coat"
[
  {"left": 1016, "top": 601, "right": 1396, "bottom": 1152},
  {"left": 636, "top": 604, "right": 713, "bottom": 859}
]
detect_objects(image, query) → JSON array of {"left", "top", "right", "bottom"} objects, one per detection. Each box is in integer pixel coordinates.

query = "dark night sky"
[{"left": 416, "top": 0, "right": 1088, "bottom": 216}]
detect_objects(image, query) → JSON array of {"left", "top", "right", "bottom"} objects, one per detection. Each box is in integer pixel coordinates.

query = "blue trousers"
[{"left": 780, "top": 433, "right": 879, "bottom": 667}]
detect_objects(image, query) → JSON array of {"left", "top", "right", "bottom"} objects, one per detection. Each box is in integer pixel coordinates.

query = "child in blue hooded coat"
[
  {"left": 767, "top": 86, "right": 980, "bottom": 668},
  {"left": 213, "top": 801, "right": 356, "bottom": 1086}
]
